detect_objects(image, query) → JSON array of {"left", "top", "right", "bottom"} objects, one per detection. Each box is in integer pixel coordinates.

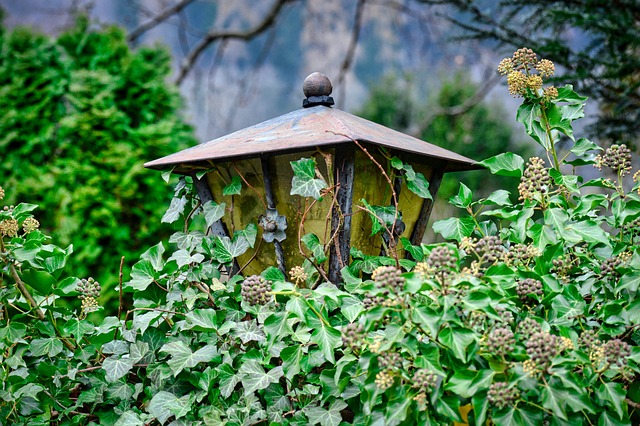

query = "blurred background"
[{"left": 0, "top": 0, "right": 637, "bottom": 303}]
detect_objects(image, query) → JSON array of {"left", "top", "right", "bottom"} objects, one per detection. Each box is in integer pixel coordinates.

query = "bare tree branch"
[
  {"left": 128, "top": 0, "right": 197, "bottom": 42},
  {"left": 175, "top": 0, "right": 294, "bottom": 86},
  {"left": 336, "top": 0, "right": 367, "bottom": 108}
]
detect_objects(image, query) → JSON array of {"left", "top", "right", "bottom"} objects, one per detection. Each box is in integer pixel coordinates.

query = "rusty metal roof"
[{"left": 144, "top": 105, "right": 480, "bottom": 172}]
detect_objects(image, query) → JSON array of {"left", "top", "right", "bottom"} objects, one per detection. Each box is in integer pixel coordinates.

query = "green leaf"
[
  {"left": 598, "top": 410, "right": 631, "bottom": 426},
  {"left": 541, "top": 383, "right": 568, "bottom": 420},
  {"left": 310, "top": 324, "right": 341, "bottom": 364},
  {"left": 570, "top": 138, "right": 601, "bottom": 157},
  {"left": 20, "top": 269, "right": 55, "bottom": 295},
  {"left": 303, "top": 400, "right": 347, "bottom": 426},
  {"left": 239, "top": 360, "right": 283, "bottom": 394},
  {"left": 406, "top": 172, "right": 432, "bottom": 199},
  {"left": 234, "top": 320, "right": 266, "bottom": 344},
  {"left": 596, "top": 382, "right": 626, "bottom": 420},
  {"left": 140, "top": 242, "right": 165, "bottom": 272},
  {"left": 202, "top": 201, "right": 226, "bottom": 227},
  {"left": 223, "top": 175, "right": 242, "bottom": 196},
  {"left": 125, "top": 259, "right": 156, "bottom": 291},
  {"left": 361, "top": 199, "right": 399, "bottom": 236},
  {"left": 432, "top": 216, "right": 476, "bottom": 241},
  {"left": 438, "top": 326, "right": 476, "bottom": 362},
  {"left": 185, "top": 309, "right": 218, "bottom": 331},
  {"left": 479, "top": 152, "right": 525, "bottom": 177},
  {"left": 492, "top": 406, "right": 543, "bottom": 426},
  {"left": 302, "top": 233, "right": 327, "bottom": 263},
  {"left": 290, "top": 158, "right": 327, "bottom": 200},
  {"left": 159, "top": 341, "right": 218, "bottom": 376},
  {"left": 148, "top": 391, "right": 191, "bottom": 424},
  {"left": 562, "top": 220, "right": 611, "bottom": 247},
  {"left": 516, "top": 101, "right": 541, "bottom": 137},
  {"left": 167, "top": 249, "right": 204, "bottom": 268},
  {"left": 556, "top": 84, "right": 588, "bottom": 103},
  {"left": 262, "top": 266, "right": 285, "bottom": 282},
  {"left": 449, "top": 183, "right": 473, "bottom": 209},
  {"left": 161, "top": 195, "right": 187, "bottom": 224},
  {"left": 281, "top": 345, "right": 304, "bottom": 380},
  {"left": 29, "top": 337, "right": 64, "bottom": 357},
  {"left": 445, "top": 369, "right": 494, "bottom": 399},
  {"left": 483, "top": 190, "right": 512, "bottom": 206},
  {"left": 103, "top": 356, "right": 135, "bottom": 383},
  {"left": 62, "top": 318, "right": 95, "bottom": 341},
  {"left": 219, "top": 364, "right": 241, "bottom": 398}
]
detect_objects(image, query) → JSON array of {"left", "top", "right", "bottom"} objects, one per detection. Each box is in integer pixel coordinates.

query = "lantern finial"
[{"left": 302, "top": 72, "right": 334, "bottom": 108}]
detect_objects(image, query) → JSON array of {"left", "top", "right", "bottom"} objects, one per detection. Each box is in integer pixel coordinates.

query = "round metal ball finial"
[
  {"left": 302, "top": 72, "right": 335, "bottom": 108},
  {"left": 303, "top": 72, "right": 332, "bottom": 97}
]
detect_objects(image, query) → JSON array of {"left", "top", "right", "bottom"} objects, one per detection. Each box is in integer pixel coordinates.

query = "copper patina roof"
[{"left": 145, "top": 105, "right": 479, "bottom": 173}]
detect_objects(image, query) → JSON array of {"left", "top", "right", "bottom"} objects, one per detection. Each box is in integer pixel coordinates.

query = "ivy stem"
[
  {"left": 9, "top": 263, "right": 45, "bottom": 321},
  {"left": 270, "top": 290, "right": 330, "bottom": 327},
  {"left": 539, "top": 106, "right": 561, "bottom": 171}
]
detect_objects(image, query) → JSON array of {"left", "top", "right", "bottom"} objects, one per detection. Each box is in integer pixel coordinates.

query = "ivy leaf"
[
  {"left": 219, "top": 364, "right": 242, "bottom": 398},
  {"left": 148, "top": 391, "right": 191, "bottom": 424},
  {"left": 202, "top": 201, "right": 226, "bottom": 227},
  {"left": 290, "top": 158, "right": 327, "bottom": 200},
  {"left": 239, "top": 360, "right": 283, "bottom": 394},
  {"left": 302, "top": 233, "right": 327, "bottom": 263},
  {"left": 140, "top": 242, "right": 165, "bottom": 272},
  {"left": 310, "top": 324, "right": 342, "bottom": 364},
  {"left": 598, "top": 410, "right": 631, "bottom": 426},
  {"left": 570, "top": 138, "right": 601, "bottom": 157},
  {"left": 234, "top": 320, "right": 266, "bottom": 344},
  {"left": 541, "top": 383, "right": 568, "bottom": 420},
  {"left": 562, "top": 220, "right": 611, "bottom": 247},
  {"left": 596, "top": 382, "right": 626, "bottom": 420},
  {"left": 125, "top": 259, "right": 156, "bottom": 291},
  {"left": 29, "top": 337, "right": 64, "bottom": 357},
  {"left": 361, "top": 199, "right": 399, "bottom": 236},
  {"left": 303, "top": 400, "right": 347, "bottom": 426},
  {"left": 483, "top": 190, "right": 511, "bottom": 206},
  {"left": 438, "top": 326, "right": 476, "bottom": 362},
  {"left": 62, "top": 318, "right": 94, "bottom": 342},
  {"left": 161, "top": 196, "right": 187, "bottom": 224},
  {"left": 159, "top": 341, "right": 218, "bottom": 376},
  {"left": 223, "top": 175, "right": 242, "bottom": 196},
  {"left": 556, "top": 84, "right": 588, "bottom": 103},
  {"left": 281, "top": 345, "right": 304, "bottom": 380},
  {"left": 515, "top": 100, "right": 541, "bottom": 137},
  {"left": 449, "top": 183, "right": 473, "bottom": 209},
  {"left": 479, "top": 152, "right": 524, "bottom": 177},
  {"left": 102, "top": 356, "right": 135, "bottom": 383},
  {"left": 491, "top": 406, "right": 543, "bottom": 426},
  {"left": 185, "top": 309, "right": 218, "bottom": 331},
  {"left": 406, "top": 172, "right": 432, "bottom": 199},
  {"left": 432, "top": 216, "right": 476, "bottom": 241},
  {"left": 20, "top": 269, "right": 55, "bottom": 295},
  {"left": 167, "top": 249, "right": 204, "bottom": 268}
]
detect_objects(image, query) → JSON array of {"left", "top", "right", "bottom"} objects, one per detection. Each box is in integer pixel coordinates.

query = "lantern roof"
[{"left": 145, "top": 73, "right": 480, "bottom": 173}]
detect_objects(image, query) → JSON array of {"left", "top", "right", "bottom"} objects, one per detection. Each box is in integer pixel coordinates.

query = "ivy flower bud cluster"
[
  {"left": 517, "top": 317, "right": 543, "bottom": 337},
  {"left": 341, "top": 323, "right": 364, "bottom": 352},
  {"left": 498, "top": 48, "right": 556, "bottom": 98},
  {"left": 474, "top": 236, "right": 504, "bottom": 264},
  {"left": 603, "top": 339, "right": 631, "bottom": 367},
  {"left": 289, "top": 265, "right": 308, "bottom": 286},
  {"left": 78, "top": 277, "right": 102, "bottom": 314},
  {"left": 594, "top": 144, "right": 632, "bottom": 176},
  {"left": 502, "top": 243, "right": 539, "bottom": 267},
  {"left": 525, "top": 331, "right": 558, "bottom": 367},
  {"left": 412, "top": 369, "right": 438, "bottom": 393},
  {"left": 22, "top": 217, "right": 40, "bottom": 234},
  {"left": 241, "top": 275, "right": 272, "bottom": 306},
  {"left": 372, "top": 266, "right": 404, "bottom": 293},
  {"left": 518, "top": 157, "right": 551, "bottom": 202},
  {"left": 0, "top": 186, "right": 4, "bottom": 200},
  {"left": 487, "top": 382, "right": 519, "bottom": 408},
  {"left": 0, "top": 219, "right": 19, "bottom": 238},
  {"left": 426, "top": 246, "right": 456, "bottom": 282},
  {"left": 486, "top": 326, "right": 515, "bottom": 357},
  {"left": 516, "top": 278, "right": 544, "bottom": 301},
  {"left": 599, "top": 256, "right": 623, "bottom": 280}
]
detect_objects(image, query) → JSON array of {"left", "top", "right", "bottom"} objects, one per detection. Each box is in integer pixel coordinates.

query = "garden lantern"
[{"left": 145, "top": 73, "right": 479, "bottom": 283}]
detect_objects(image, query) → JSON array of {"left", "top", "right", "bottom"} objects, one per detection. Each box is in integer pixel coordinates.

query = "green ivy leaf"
[
  {"left": 239, "top": 360, "right": 283, "bottom": 394},
  {"left": 541, "top": 383, "right": 568, "bottom": 420},
  {"left": 223, "top": 175, "right": 242, "bottom": 196},
  {"left": 140, "top": 242, "right": 165, "bottom": 272},
  {"left": 281, "top": 345, "right": 305, "bottom": 380},
  {"left": 303, "top": 400, "right": 347, "bottom": 426},
  {"left": 148, "top": 391, "right": 191, "bottom": 424},
  {"left": 234, "top": 320, "right": 266, "bottom": 344},
  {"left": 103, "top": 356, "right": 135, "bottom": 383},
  {"left": 218, "top": 364, "right": 241, "bottom": 398},
  {"left": 185, "top": 309, "right": 218, "bottom": 331},
  {"left": 310, "top": 324, "right": 341, "bottom": 364},
  {"left": 20, "top": 269, "right": 55, "bottom": 295},
  {"left": 491, "top": 406, "right": 543, "bottom": 426},
  {"left": 596, "top": 382, "right": 626, "bottom": 420},
  {"left": 432, "top": 216, "right": 476, "bottom": 241},
  {"left": 479, "top": 152, "right": 525, "bottom": 177},
  {"left": 449, "top": 183, "right": 473, "bottom": 209},
  {"left": 570, "top": 138, "right": 601, "bottom": 157},
  {"left": 159, "top": 341, "right": 218, "bottom": 376},
  {"left": 302, "top": 233, "right": 327, "bottom": 263},
  {"left": 290, "top": 158, "right": 327, "bottom": 200},
  {"left": 161, "top": 195, "right": 187, "bottom": 224},
  {"left": 202, "top": 201, "right": 226, "bottom": 227},
  {"left": 556, "top": 84, "right": 588, "bottom": 103},
  {"left": 406, "top": 172, "right": 432, "bottom": 199},
  {"left": 29, "top": 337, "right": 64, "bottom": 357},
  {"left": 483, "top": 190, "right": 511, "bottom": 206},
  {"left": 125, "top": 259, "right": 156, "bottom": 291},
  {"left": 438, "top": 326, "right": 476, "bottom": 362}
]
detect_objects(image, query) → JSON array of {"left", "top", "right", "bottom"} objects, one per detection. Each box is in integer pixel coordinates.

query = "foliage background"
[{"left": 0, "top": 16, "right": 194, "bottom": 296}]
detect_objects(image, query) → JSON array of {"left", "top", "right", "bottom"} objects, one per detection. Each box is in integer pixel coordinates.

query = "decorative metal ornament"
[{"left": 259, "top": 208, "right": 287, "bottom": 243}]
